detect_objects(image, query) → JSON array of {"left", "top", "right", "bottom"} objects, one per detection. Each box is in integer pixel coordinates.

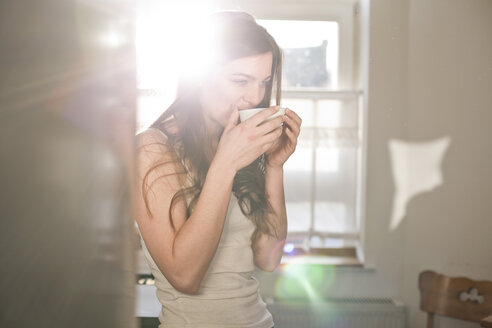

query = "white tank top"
[{"left": 137, "top": 194, "right": 274, "bottom": 328}]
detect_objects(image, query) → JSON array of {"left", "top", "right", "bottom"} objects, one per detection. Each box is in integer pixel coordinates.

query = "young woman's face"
[{"left": 199, "top": 51, "right": 273, "bottom": 128}]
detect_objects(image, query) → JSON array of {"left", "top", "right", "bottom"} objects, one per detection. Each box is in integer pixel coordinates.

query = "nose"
[{"left": 242, "top": 83, "right": 265, "bottom": 108}]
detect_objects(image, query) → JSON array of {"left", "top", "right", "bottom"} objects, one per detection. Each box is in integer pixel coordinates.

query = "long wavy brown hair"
[{"left": 142, "top": 11, "right": 283, "bottom": 244}]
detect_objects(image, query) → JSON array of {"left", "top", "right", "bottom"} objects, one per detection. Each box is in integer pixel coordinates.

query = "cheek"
[
  {"left": 216, "top": 80, "right": 242, "bottom": 103},
  {"left": 259, "top": 87, "right": 267, "bottom": 101},
  {"left": 201, "top": 80, "right": 240, "bottom": 122}
]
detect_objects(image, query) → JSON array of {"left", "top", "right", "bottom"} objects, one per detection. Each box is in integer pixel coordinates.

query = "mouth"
[{"left": 235, "top": 103, "right": 261, "bottom": 111}]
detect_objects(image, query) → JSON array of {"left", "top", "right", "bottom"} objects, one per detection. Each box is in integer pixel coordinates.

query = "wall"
[{"left": 403, "top": 0, "right": 492, "bottom": 327}]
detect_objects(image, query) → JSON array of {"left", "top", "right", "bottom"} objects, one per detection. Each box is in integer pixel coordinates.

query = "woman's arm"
[
  {"left": 252, "top": 165, "right": 287, "bottom": 272},
  {"left": 134, "top": 129, "right": 236, "bottom": 294}
]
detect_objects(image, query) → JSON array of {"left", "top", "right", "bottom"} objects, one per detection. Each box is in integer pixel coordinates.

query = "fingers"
[
  {"left": 260, "top": 127, "right": 283, "bottom": 152},
  {"left": 283, "top": 115, "right": 300, "bottom": 136},
  {"left": 284, "top": 124, "right": 297, "bottom": 145},
  {"left": 283, "top": 108, "right": 301, "bottom": 137},
  {"left": 225, "top": 108, "right": 239, "bottom": 130},
  {"left": 285, "top": 108, "right": 302, "bottom": 126},
  {"left": 234, "top": 107, "right": 299, "bottom": 157},
  {"left": 248, "top": 106, "right": 280, "bottom": 126},
  {"left": 257, "top": 115, "right": 284, "bottom": 135}
]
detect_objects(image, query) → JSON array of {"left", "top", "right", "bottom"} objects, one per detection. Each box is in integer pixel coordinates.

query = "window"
[
  {"left": 255, "top": 9, "right": 363, "bottom": 262},
  {"left": 135, "top": 0, "right": 364, "bottom": 263}
]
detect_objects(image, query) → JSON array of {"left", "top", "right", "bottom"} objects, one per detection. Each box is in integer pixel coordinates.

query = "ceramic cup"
[{"left": 239, "top": 107, "right": 286, "bottom": 123}]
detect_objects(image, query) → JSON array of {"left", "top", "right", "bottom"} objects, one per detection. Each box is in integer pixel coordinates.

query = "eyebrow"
[{"left": 232, "top": 73, "right": 272, "bottom": 81}]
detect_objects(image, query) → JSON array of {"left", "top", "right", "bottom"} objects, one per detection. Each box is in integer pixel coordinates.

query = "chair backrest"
[{"left": 419, "top": 270, "right": 492, "bottom": 327}]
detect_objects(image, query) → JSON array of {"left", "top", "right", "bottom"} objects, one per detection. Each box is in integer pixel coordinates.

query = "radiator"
[{"left": 266, "top": 298, "right": 406, "bottom": 328}]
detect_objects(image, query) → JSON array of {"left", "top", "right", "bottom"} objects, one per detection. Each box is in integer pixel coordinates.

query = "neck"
[{"left": 203, "top": 115, "right": 223, "bottom": 152}]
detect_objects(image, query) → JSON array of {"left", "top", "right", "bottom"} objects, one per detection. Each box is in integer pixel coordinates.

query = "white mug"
[{"left": 239, "top": 107, "right": 286, "bottom": 122}]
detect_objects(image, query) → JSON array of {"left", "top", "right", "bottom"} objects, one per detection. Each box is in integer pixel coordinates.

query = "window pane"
[
  {"left": 282, "top": 98, "right": 314, "bottom": 126},
  {"left": 283, "top": 98, "right": 314, "bottom": 234},
  {"left": 258, "top": 20, "right": 339, "bottom": 89},
  {"left": 314, "top": 147, "right": 358, "bottom": 233},
  {"left": 285, "top": 142, "right": 312, "bottom": 233},
  {"left": 318, "top": 99, "right": 359, "bottom": 128},
  {"left": 284, "top": 95, "right": 361, "bottom": 243},
  {"left": 316, "top": 148, "right": 339, "bottom": 172},
  {"left": 285, "top": 202, "right": 311, "bottom": 232}
]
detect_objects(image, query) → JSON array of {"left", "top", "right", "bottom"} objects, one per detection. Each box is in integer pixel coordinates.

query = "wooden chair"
[{"left": 418, "top": 270, "right": 492, "bottom": 327}]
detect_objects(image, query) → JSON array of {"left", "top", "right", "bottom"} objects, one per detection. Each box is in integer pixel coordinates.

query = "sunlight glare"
[
  {"left": 388, "top": 137, "right": 451, "bottom": 230},
  {"left": 100, "top": 30, "right": 126, "bottom": 48},
  {"left": 136, "top": 3, "right": 218, "bottom": 90}
]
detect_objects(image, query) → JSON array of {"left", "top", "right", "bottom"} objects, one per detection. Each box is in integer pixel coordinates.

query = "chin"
[{"left": 209, "top": 115, "right": 228, "bottom": 129}]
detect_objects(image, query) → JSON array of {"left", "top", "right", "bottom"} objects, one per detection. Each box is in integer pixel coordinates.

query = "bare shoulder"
[
  {"left": 136, "top": 127, "right": 169, "bottom": 150},
  {"left": 135, "top": 127, "right": 185, "bottom": 184},
  {"left": 136, "top": 128, "right": 176, "bottom": 163}
]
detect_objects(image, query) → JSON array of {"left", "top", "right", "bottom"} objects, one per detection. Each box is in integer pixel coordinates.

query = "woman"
[{"left": 134, "top": 11, "right": 301, "bottom": 328}]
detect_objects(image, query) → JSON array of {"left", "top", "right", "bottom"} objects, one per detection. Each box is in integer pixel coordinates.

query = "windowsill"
[
  {"left": 279, "top": 246, "right": 362, "bottom": 267},
  {"left": 280, "top": 255, "right": 362, "bottom": 267}
]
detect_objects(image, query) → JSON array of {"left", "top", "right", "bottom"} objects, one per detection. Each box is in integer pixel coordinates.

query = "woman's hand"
[
  {"left": 214, "top": 106, "right": 284, "bottom": 173},
  {"left": 265, "top": 108, "right": 302, "bottom": 169}
]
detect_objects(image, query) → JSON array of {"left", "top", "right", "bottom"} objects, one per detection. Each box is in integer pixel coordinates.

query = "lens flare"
[
  {"left": 283, "top": 243, "right": 295, "bottom": 254},
  {"left": 136, "top": 3, "right": 219, "bottom": 89},
  {"left": 274, "top": 262, "right": 336, "bottom": 303}
]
